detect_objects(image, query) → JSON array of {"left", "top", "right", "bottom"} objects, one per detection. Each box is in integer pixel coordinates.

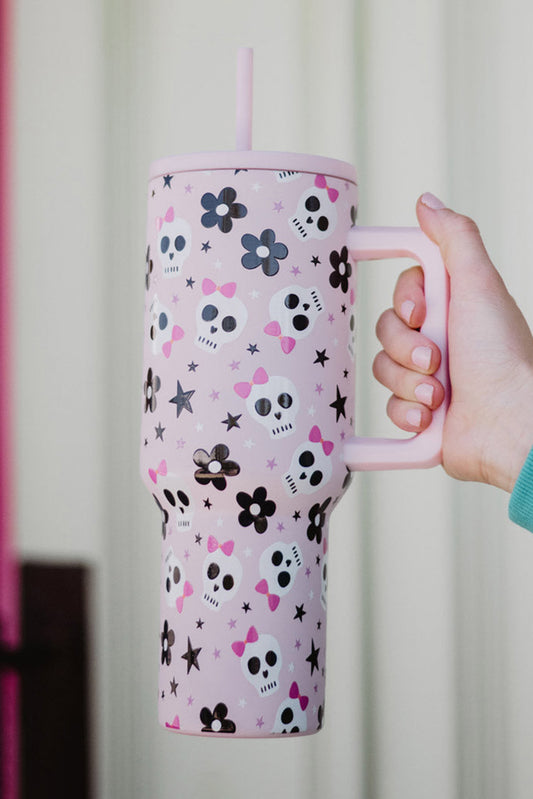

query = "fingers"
[
  {"left": 375, "top": 307, "right": 441, "bottom": 376},
  {"left": 392, "top": 265, "right": 426, "bottom": 329}
]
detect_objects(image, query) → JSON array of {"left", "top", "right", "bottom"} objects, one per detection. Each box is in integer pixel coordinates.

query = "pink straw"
[{"left": 235, "top": 47, "right": 253, "bottom": 150}]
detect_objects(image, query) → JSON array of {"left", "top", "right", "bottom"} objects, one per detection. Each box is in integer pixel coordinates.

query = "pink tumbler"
[{"left": 140, "top": 49, "right": 448, "bottom": 737}]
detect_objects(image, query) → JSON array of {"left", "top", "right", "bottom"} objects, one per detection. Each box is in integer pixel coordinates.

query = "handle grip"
[{"left": 344, "top": 226, "right": 449, "bottom": 471}]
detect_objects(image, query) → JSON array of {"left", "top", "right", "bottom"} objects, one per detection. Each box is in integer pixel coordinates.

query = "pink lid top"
[{"left": 149, "top": 150, "right": 358, "bottom": 185}]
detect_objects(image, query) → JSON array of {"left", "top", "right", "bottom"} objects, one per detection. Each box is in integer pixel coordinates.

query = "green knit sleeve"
[{"left": 509, "top": 447, "right": 533, "bottom": 533}]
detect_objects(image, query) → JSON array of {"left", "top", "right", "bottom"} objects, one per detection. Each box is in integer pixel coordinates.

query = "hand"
[{"left": 373, "top": 193, "right": 533, "bottom": 492}]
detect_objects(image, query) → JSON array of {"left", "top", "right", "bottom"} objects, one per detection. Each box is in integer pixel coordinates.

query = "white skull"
[
  {"left": 257, "top": 541, "right": 302, "bottom": 609},
  {"left": 196, "top": 288, "right": 248, "bottom": 353},
  {"left": 163, "top": 547, "right": 191, "bottom": 612},
  {"left": 245, "top": 374, "right": 300, "bottom": 439},
  {"left": 283, "top": 432, "right": 334, "bottom": 496},
  {"left": 239, "top": 631, "right": 282, "bottom": 697},
  {"left": 272, "top": 687, "right": 308, "bottom": 734},
  {"left": 320, "top": 538, "right": 328, "bottom": 611},
  {"left": 289, "top": 182, "right": 337, "bottom": 241},
  {"left": 201, "top": 538, "right": 243, "bottom": 611},
  {"left": 156, "top": 207, "right": 192, "bottom": 277},
  {"left": 162, "top": 486, "right": 195, "bottom": 532},
  {"left": 268, "top": 285, "right": 323, "bottom": 343},
  {"left": 149, "top": 295, "right": 174, "bottom": 356}
]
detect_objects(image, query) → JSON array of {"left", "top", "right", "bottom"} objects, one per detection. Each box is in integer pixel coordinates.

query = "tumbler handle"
[{"left": 344, "top": 226, "right": 449, "bottom": 471}]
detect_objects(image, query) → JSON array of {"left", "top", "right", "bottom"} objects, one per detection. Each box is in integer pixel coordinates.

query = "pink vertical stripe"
[{"left": 0, "top": 0, "right": 20, "bottom": 796}]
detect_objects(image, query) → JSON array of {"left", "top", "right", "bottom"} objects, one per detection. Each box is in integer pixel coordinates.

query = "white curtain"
[{"left": 13, "top": 0, "right": 533, "bottom": 797}]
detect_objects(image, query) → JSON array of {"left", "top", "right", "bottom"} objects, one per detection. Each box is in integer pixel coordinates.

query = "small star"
[
  {"left": 172, "top": 294, "right": 179, "bottom": 305},
  {"left": 213, "top": 648, "right": 221, "bottom": 660},
  {"left": 228, "top": 619, "right": 237, "bottom": 629},
  {"left": 266, "top": 458, "right": 277, "bottom": 470},
  {"left": 161, "top": 690, "right": 165, "bottom": 699},
  {"left": 252, "top": 183, "right": 262, "bottom": 192},
  {"left": 316, "top": 555, "right": 321, "bottom": 566},
  {"left": 314, "top": 349, "right": 329, "bottom": 367},
  {"left": 293, "top": 510, "right": 301, "bottom": 521},
  {"left": 311, "top": 256, "right": 320, "bottom": 266},
  {"left": 184, "top": 184, "right": 193, "bottom": 193},
  {"left": 305, "top": 567, "right": 312, "bottom": 578},
  {"left": 195, "top": 422, "right": 204, "bottom": 432},
  {"left": 195, "top": 534, "right": 203, "bottom": 545},
  {"left": 163, "top": 174, "right": 173, "bottom": 188},
  {"left": 317, "top": 619, "right": 322, "bottom": 630},
  {"left": 203, "top": 498, "right": 212, "bottom": 509},
  {"left": 181, "top": 637, "right": 201, "bottom": 674},
  {"left": 239, "top": 698, "right": 247, "bottom": 708},
  {"left": 170, "top": 677, "right": 178, "bottom": 696},
  {"left": 343, "top": 369, "right": 349, "bottom": 378},
  {"left": 249, "top": 289, "right": 260, "bottom": 300},
  {"left": 222, "top": 412, "right": 242, "bottom": 431},
  {"left": 273, "top": 201, "right": 284, "bottom": 213},
  {"left": 144, "top": 438, "right": 148, "bottom": 447},
  {"left": 290, "top": 265, "right": 301, "bottom": 276},
  {"left": 328, "top": 313, "right": 335, "bottom": 324},
  {"left": 243, "top": 439, "right": 255, "bottom": 448},
  {"left": 247, "top": 343, "right": 259, "bottom": 355},
  {"left": 244, "top": 547, "right": 252, "bottom": 558},
  {"left": 288, "top": 662, "right": 295, "bottom": 673},
  {"left": 186, "top": 277, "right": 195, "bottom": 288},
  {"left": 306, "top": 639, "right": 320, "bottom": 676},
  {"left": 315, "top": 384, "right": 324, "bottom": 395},
  {"left": 187, "top": 695, "right": 194, "bottom": 706},
  {"left": 277, "top": 522, "right": 285, "bottom": 532},
  {"left": 308, "top": 405, "right": 316, "bottom": 417},
  {"left": 170, "top": 381, "right": 195, "bottom": 417},
  {"left": 213, "top": 259, "right": 223, "bottom": 270},
  {"left": 256, "top": 716, "right": 265, "bottom": 729},
  {"left": 209, "top": 389, "right": 220, "bottom": 401},
  {"left": 242, "top": 602, "right": 251, "bottom": 613},
  {"left": 184, "top": 549, "right": 191, "bottom": 560},
  {"left": 341, "top": 304, "right": 347, "bottom": 314},
  {"left": 201, "top": 241, "right": 211, "bottom": 252},
  {"left": 151, "top": 189, "right": 155, "bottom": 198},
  {"left": 229, "top": 360, "right": 241, "bottom": 371},
  {"left": 330, "top": 385, "right": 348, "bottom": 422},
  {"left": 188, "top": 361, "right": 199, "bottom": 372},
  {"left": 295, "top": 639, "right": 302, "bottom": 650},
  {"left": 155, "top": 422, "right": 165, "bottom": 441},
  {"left": 196, "top": 618, "right": 205, "bottom": 629},
  {"left": 176, "top": 438, "right": 186, "bottom": 449},
  {"left": 294, "top": 604, "right": 306, "bottom": 622}
]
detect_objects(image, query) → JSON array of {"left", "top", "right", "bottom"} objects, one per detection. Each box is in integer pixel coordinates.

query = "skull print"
[
  {"left": 232, "top": 627, "right": 282, "bottom": 697},
  {"left": 283, "top": 426, "right": 334, "bottom": 496},
  {"left": 289, "top": 175, "right": 338, "bottom": 241},
  {"left": 271, "top": 683, "right": 309, "bottom": 734},
  {"left": 266, "top": 285, "right": 323, "bottom": 352},
  {"left": 234, "top": 369, "right": 300, "bottom": 439},
  {"left": 201, "top": 536, "right": 243, "bottom": 611},
  {"left": 256, "top": 541, "right": 303, "bottom": 611},
  {"left": 156, "top": 207, "right": 192, "bottom": 277},
  {"left": 163, "top": 547, "right": 193, "bottom": 614},
  {"left": 196, "top": 279, "right": 248, "bottom": 353}
]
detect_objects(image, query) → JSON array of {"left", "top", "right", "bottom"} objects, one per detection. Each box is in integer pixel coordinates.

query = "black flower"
[
  {"left": 307, "top": 497, "right": 332, "bottom": 544},
  {"left": 200, "top": 703, "right": 236, "bottom": 734},
  {"left": 193, "top": 444, "right": 240, "bottom": 491},
  {"left": 241, "top": 229, "right": 288, "bottom": 276},
  {"left": 329, "top": 246, "right": 352, "bottom": 293},
  {"left": 144, "top": 367, "right": 161, "bottom": 412},
  {"left": 201, "top": 187, "right": 247, "bottom": 233},
  {"left": 161, "top": 620, "right": 175, "bottom": 666},
  {"left": 236, "top": 486, "right": 276, "bottom": 533}
]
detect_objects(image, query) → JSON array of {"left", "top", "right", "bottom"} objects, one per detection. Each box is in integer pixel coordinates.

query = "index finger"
[{"left": 393, "top": 265, "right": 426, "bottom": 329}]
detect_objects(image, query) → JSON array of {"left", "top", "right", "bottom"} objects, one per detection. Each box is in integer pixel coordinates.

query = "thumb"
[{"left": 416, "top": 193, "right": 501, "bottom": 297}]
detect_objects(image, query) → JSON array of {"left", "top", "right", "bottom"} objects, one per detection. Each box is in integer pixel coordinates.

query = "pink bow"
[
  {"left": 207, "top": 535, "right": 235, "bottom": 557},
  {"left": 162, "top": 325, "right": 184, "bottom": 359},
  {"left": 315, "top": 174, "right": 339, "bottom": 203},
  {"left": 165, "top": 715, "right": 180, "bottom": 730},
  {"left": 264, "top": 320, "right": 296, "bottom": 354},
  {"left": 309, "top": 425, "right": 334, "bottom": 456},
  {"left": 255, "top": 579, "right": 280, "bottom": 611},
  {"left": 202, "top": 278, "right": 237, "bottom": 299},
  {"left": 234, "top": 367, "right": 269, "bottom": 399},
  {"left": 149, "top": 459, "right": 167, "bottom": 484},
  {"left": 232, "top": 626, "right": 259, "bottom": 658},
  {"left": 156, "top": 206, "right": 174, "bottom": 231},
  {"left": 289, "top": 681, "right": 309, "bottom": 711},
  {"left": 176, "top": 581, "right": 193, "bottom": 614}
]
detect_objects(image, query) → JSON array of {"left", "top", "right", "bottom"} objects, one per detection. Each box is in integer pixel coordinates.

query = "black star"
[
  {"left": 170, "top": 381, "right": 195, "bottom": 418},
  {"left": 155, "top": 422, "right": 165, "bottom": 441},
  {"left": 306, "top": 639, "right": 320, "bottom": 675},
  {"left": 186, "top": 276, "right": 195, "bottom": 288},
  {"left": 293, "top": 510, "right": 301, "bottom": 521},
  {"left": 242, "top": 602, "right": 252, "bottom": 614},
  {"left": 314, "top": 349, "right": 329, "bottom": 367},
  {"left": 196, "top": 618, "right": 205, "bottom": 629},
  {"left": 247, "top": 343, "right": 259, "bottom": 355},
  {"left": 316, "top": 554, "right": 321, "bottom": 565},
  {"left": 311, "top": 255, "right": 321, "bottom": 266},
  {"left": 201, "top": 241, "right": 211, "bottom": 252},
  {"left": 341, "top": 304, "right": 347, "bottom": 314},
  {"left": 317, "top": 619, "right": 322, "bottom": 630},
  {"left": 163, "top": 174, "right": 173, "bottom": 188},
  {"left": 203, "top": 498, "right": 212, "bottom": 509},
  {"left": 343, "top": 368, "right": 349, "bottom": 378},
  {"left": 330, "top": 385, "right": 347, "bottom": 422},
  {"left": 151, "top": 189, "right": 155, "bottom": 198},
  {"left": 188, "top": 361, "right": 199, "bottom": 372},
  {"left": 144, "top": 438, "right": 148, "bottom": 447},
  {"left": 222, "top": 412, "right": 242, "bottom": 431},
  {"left": 170, "top": 677, "right": 178, "bottom": 696},
  {"left": 294, "top": 604, "right": 306, "bottom": 622},
  {"left": 234, "top": 169, "right": 248, "bottom": 174},
  {"left": 195, "top": 534, "right": 202, "bottom": 545},
  {"left": 182, "top": 637, "right": 202, "bottom": 674}
]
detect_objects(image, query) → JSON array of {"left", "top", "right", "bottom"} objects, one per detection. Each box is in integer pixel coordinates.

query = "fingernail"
[
  {"left": 406, "top": 408, "right": 422, "bottom": 428},
  {"left": 401, "top": 300, "right": 415, "bottom": 324},
  {"left": 412, "top": 345, "right": 432, "bottom": 371},
  {"left": 414, "top": 383, "right": 434, "bottom": 406},
  {"left": 420, "top": 192, "right": 445, "bottom": 210}
]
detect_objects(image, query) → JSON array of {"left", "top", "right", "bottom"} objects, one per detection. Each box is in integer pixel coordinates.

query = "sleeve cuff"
[{"left": 509, "top": 446, "right": 533, "bottom": 533}]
